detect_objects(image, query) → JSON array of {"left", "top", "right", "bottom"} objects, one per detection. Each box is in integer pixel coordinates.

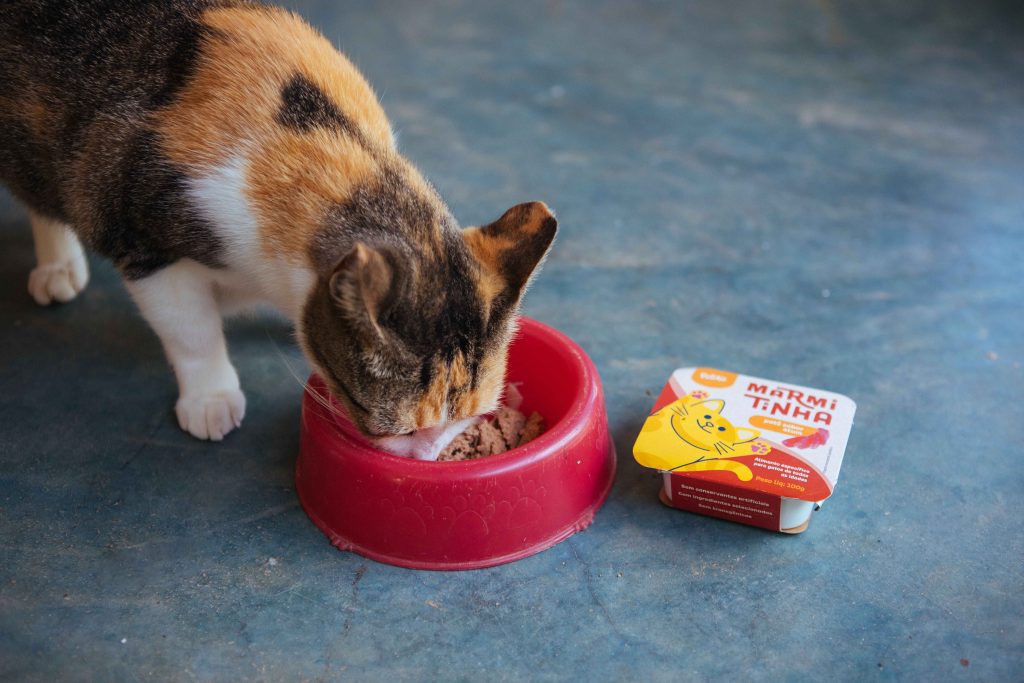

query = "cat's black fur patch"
[
  {"left": 0, "top": 0, "right": 235, "bottom": 278},
  {"left": 93, "top": 129, "right": 225, "bottom": 279},
  {"left": 496, "top": 215, "right": 557, "bottom": 289},
  {"left": 277, "top": 73, "right": 359, "bottom": 136},
  {"left": 0, "top": 118, "right": 68, "bottom": 222}
]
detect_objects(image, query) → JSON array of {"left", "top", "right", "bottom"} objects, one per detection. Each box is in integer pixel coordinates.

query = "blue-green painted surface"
[{"left": 1, "top": 1, "right": 1021, "bottom": 680}]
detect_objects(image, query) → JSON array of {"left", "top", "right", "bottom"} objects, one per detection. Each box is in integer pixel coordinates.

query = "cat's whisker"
[
  {"left": 264, "top": 327, "right": 350, "bottom": 427},
  {"left": 305, "top": 384, "right": 350, "bottom": 423},
  {"left": 306, "top": 384, "right": 341, "bottom": 416},
  {"left": 301, "top": 387, "right": 354, "bottom": 439}
]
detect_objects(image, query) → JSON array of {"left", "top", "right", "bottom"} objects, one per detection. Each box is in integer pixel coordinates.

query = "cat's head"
[
  {"left": 299, "top": 200, "right": 557, "bottom": 439},
  {"left": 670, "top": 397, "right": 758, "bottom": 455}
]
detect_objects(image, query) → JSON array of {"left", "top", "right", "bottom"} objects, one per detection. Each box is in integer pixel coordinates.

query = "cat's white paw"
[
  {"left": 28, "top": 254, "right": 89, "bottom": 305},
  {"left": 175, "top": 389, "right": 246, "bottom": 441}
]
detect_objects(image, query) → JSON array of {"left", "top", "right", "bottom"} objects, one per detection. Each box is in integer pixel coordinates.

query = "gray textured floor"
[{"left": 2, "top": 1, "right": 1022, "bottom": 681}]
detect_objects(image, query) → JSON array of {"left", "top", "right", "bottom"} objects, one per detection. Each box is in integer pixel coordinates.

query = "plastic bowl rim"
[{"left": 304, "top": 316, "right": 602, "bottom": 474}]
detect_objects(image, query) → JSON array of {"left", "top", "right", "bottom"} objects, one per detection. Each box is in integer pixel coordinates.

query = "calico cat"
[{"left": 0, "top": 1, "right": 557, "bottom": 450}]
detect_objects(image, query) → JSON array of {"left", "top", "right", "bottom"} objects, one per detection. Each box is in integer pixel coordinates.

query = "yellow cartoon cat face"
[{"left": 669, "top": 398, "right": 758, "bottom": 456}]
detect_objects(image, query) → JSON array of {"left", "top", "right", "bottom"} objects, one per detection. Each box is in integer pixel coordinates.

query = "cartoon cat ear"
[
  {"left": 329, "top": 242, "right": 393, "bottom": 333},
  {"left": 463, "top": 201, "right": 558, "bottom": 295},
  {"left": 734, "top": 427, "right": 760, "bottom": 444},
  {"left": 693, "top": 398, "right": 725, "bottom": 414}
]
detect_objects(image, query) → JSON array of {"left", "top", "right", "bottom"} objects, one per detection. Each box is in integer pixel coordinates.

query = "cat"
[
  {"left": 0, "top": 0, "right": 557, "bottom": 452},
  {"left": 634, "top": 391, "right": 763, "bottom": 481}
]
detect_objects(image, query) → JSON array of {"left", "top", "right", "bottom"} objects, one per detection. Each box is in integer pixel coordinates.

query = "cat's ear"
[
  {"left": 463, "top": 201, "right": 558, "bottom": 295},
  {"left": 693, "top": 398, "right": 725, "bottom": 414},
  {"left": 329, "top": 242, "right": 393, "bottom": 333}
]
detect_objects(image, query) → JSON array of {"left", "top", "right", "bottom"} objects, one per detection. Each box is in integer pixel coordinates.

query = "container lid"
[{"left": 633, "top": 367, "right": 856, "bottom": 503}]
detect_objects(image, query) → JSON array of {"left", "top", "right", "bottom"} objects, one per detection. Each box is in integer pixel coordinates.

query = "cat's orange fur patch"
[
  {"left": 22, "top": 93, "right": 53, "bottom": 139},
  {"left": 159, "top": 5, "right": 392, "bottom": 165},
  {"left": 153, "top": 5, "right": 395, "bottom": 263},
  {"left": 463, "top": 228, "right": 513, "bottom": 279},
  {"left": 447, "top": 353, "right": 471, "bottom": 389},
  {"left": 462, "top": 244, "right": 506, "bottom": 321},
  {"left": 466, "top": 352, "right": 506, "bottom": 417},
  {"left": 415, "top": 360, "right": 450, "bottom": 427},
  {"left": 513, "top": 201, "right": 555, "bottom": 236},
  {"left": 413, "top": 352, "right": 496, "bottom": 427},
  {"left": 0, "top": 90, "right": 55, "bottom": 142},
  {"left": 246, "top": 130, "right": 381, "bottom": 260}
]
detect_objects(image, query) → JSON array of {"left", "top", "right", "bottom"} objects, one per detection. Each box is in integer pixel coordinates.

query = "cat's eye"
[
  {"left": 704, "top": 415, "right": 712, "bottom": 419},
  {"left": 718, "top": 426, "right": 726, "bottom": 431}
]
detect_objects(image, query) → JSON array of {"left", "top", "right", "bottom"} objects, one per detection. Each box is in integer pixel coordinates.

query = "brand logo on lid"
[{"left": 691, "top": 368, "right": 737, "bottom": 388}]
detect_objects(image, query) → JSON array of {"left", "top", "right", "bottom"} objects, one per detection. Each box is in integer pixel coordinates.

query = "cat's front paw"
[
  {"left": 175, "top": 389, "right": 246, "bottom": 441},
  {"left": 28, "top": 255, "right": 89, "bottom": 305}
]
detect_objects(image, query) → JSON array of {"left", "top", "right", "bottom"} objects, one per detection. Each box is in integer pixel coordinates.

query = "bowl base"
[{"left": 296, "top": 445, "right": 617, "bottom": 571}]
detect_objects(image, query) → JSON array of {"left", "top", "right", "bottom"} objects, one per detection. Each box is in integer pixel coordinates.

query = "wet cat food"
[
  {"left": 633, "top": 367, "right": 856, "bottom": 533},
  {"left": 438, "top": 407, "right": 546, "bottom": 461}
]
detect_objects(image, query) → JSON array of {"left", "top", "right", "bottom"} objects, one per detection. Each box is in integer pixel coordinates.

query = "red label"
[
  {"left": 652, "top": 383, "right": 679, "bottom": 413},
  {"left": 666, "top": 474, "right": 781, "bottom": 530},
  {"left": 677, "top": 445, "right": 832, "bottom": 501}
]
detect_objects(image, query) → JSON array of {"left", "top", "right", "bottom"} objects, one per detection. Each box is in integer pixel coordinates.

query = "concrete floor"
[{"left": 2, "top": 1, "right": 1022, "bottom": 681}]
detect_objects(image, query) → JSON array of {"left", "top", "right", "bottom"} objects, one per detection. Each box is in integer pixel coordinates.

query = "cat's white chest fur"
[
  {"left": 186, "top": 152, "right": 314, "bottom": 322},
  {"left": 121, "top": 152, "right": 317, "bottom": 442}
]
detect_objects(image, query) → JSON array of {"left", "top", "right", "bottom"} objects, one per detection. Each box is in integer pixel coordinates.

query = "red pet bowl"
[{"left": 295, "top": 317, "right": 616, "bottom": 570}]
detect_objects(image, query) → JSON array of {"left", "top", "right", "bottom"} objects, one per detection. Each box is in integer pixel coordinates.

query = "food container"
[
  {"left": 296, "top": 317, "right": 616, "bottom": 570},
  {"left": 633, "top": 367, "right": 856, "bottom": 533}
]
